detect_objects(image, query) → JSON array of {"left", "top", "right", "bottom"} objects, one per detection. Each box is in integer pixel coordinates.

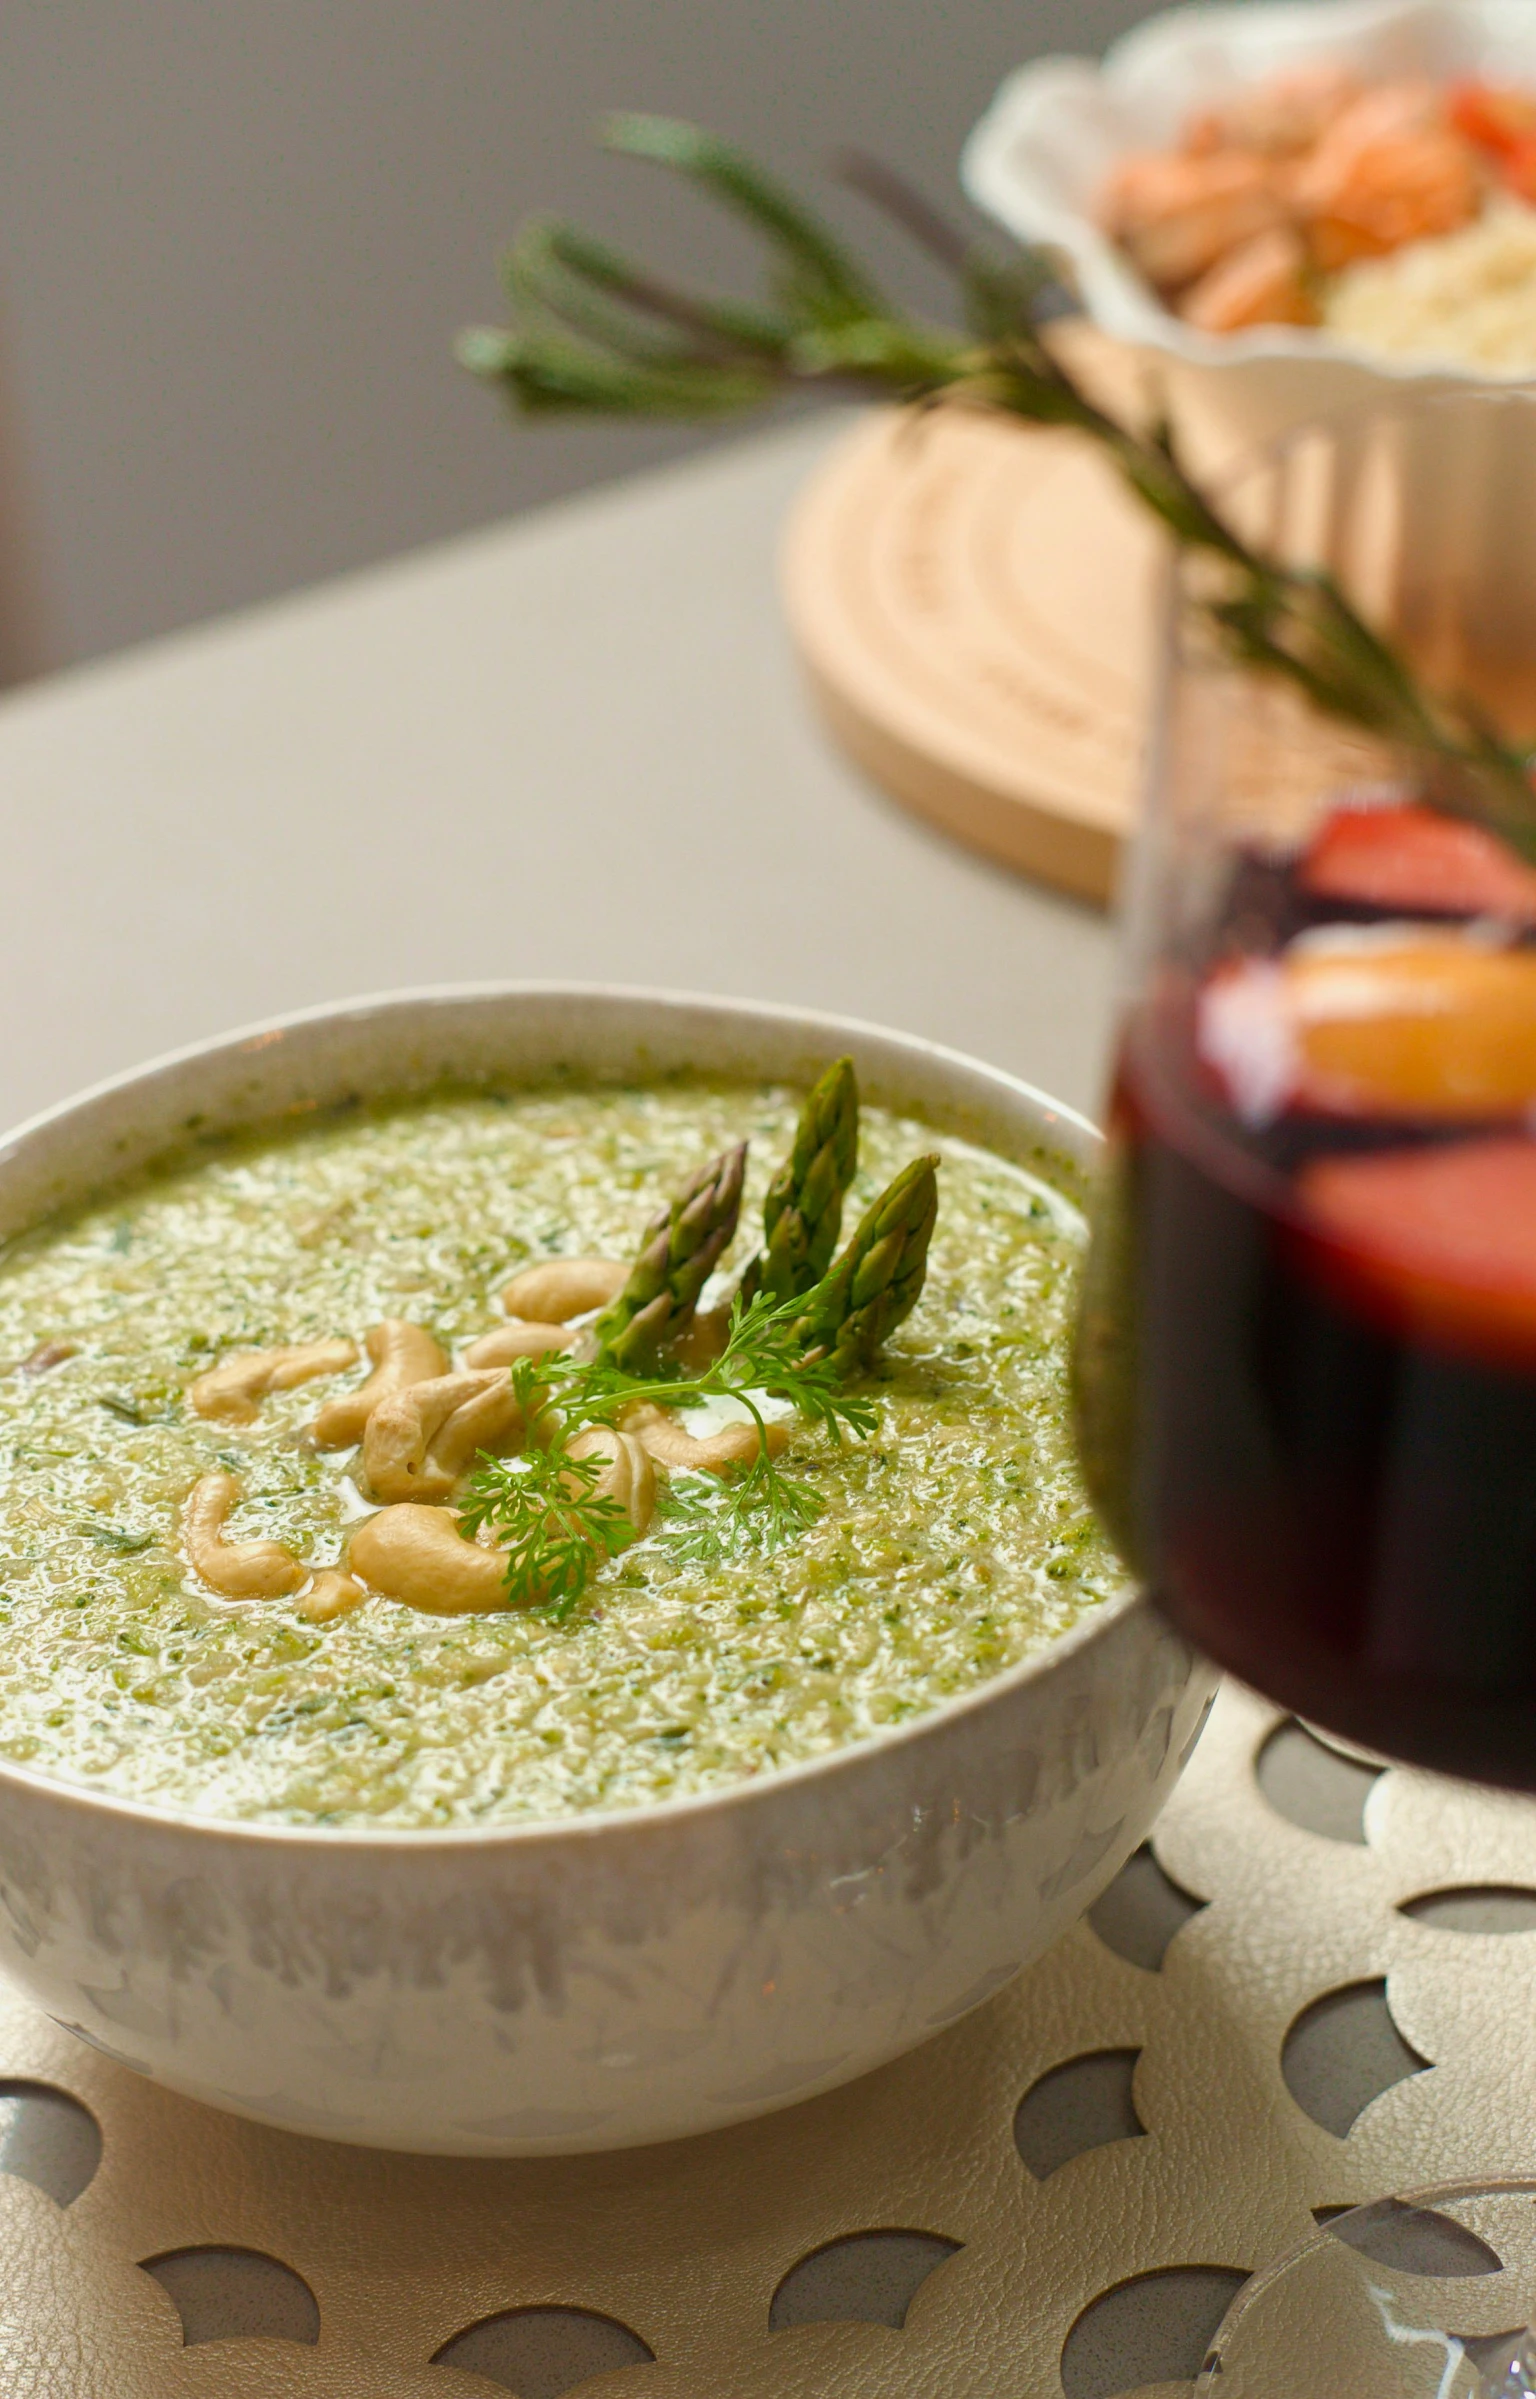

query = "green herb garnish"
[
  {"left": 460, "top": 115, "right": 1536, "bottom": 854},
  {"left": 566, "top": 1284, "right": 880, "bottom": 1444},
  {"left": 97, "top": 1393, "right": 170, "bottom": 1427},
  {"left": 653, "top": 1451, "right": 825, "bottom": 1567},
  {"left": 459, "top": 1112, "right": 938, "bottom": 1618},
  {"left": 457, "top": 1421, "right": 633, "bottom": 1623},
  {"left": 456, "top": 1151, "right": 936, "bottom": 1621},
  {"left": 459, "top": 1286, "right": 879, "bottom": 1612},
  {"left": 78, "top": 1524, "right": 154, "bottom": 1555}
]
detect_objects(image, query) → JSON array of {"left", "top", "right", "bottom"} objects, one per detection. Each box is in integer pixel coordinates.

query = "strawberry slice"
[
  {"left": 1199, "top": 935, "right": 1536, "bottom": 1122},
  {"left": 1296, "top": 1138, "right": 1536, "bottom": 1363},
  {"left": 1301, "top": 802, "right": 1536, "bottom": 922}
]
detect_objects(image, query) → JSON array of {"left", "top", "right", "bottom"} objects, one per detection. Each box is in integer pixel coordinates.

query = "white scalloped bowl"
[
  {"left": 962, "top": 0, "right": 1536, "bottom": 461},
  {"left": 0, "top": 986, "right": 1214, "bottom": 2154}
]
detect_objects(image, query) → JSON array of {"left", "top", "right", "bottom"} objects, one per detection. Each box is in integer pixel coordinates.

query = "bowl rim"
[
  {"left": 0, "top": 977, "right": 1144, "bottom": 1856},
  {"left": 961, "top": 0, "right": 1536, "bottom": 381}
]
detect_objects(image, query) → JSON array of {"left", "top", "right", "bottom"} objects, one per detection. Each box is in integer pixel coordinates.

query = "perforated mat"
[{"left": 2, "top": 1680, "right": 1533, "bottom": 2396}]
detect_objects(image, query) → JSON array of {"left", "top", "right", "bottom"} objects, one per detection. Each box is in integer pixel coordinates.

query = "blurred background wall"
[{"left": 0, "top": 0, "right": 1156, "bottom": 679}]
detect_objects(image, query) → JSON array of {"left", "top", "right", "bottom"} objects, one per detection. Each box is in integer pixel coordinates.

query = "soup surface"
[{"left": 0, "top": 1082, "right": 1117, "bottom": 1826}]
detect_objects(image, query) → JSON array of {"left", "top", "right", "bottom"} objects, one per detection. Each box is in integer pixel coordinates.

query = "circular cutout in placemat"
[
  {"left": 781, "top": 405, "right": 1161, "bottom": 905},
  {"left": 0, "top": 1682, "right": 1531, "bottom": 2394}
]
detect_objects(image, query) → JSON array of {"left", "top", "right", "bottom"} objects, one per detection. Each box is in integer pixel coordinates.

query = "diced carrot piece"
[
  {"left": 1448, "top": 80, "right": 1536, "bottom": 161},
  {"left": 1199, "top": 938, "right": 1536, "bottom": 1121},
  {"left": 1292, "top": 92, "right": 1482, "bottom": 269},
  {"left": 1296, "top": 1137, "right": 1536, "bottom": 1362},
  {"left": 1301, "top": 803, "right": 1536, "bottom": 922},
  {"left": 1504, "top": 135, "right": 1536, "bottom": 205}
]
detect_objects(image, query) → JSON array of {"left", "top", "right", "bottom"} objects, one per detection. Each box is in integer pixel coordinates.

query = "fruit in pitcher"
[
  {"left": 1199, "top": 934, "right": 1536, "bottom": 1121},
  {"left": 1300, "top": 802, "right": 1536, "bottom": 922},
  {"left": 1297, "top": 1137, "right": 1536, "bottom": 1360}
]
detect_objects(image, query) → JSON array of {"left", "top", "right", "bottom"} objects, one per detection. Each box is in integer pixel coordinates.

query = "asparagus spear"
[
  {"left": 594, "top": 1143, "right": 747, "bottom": 1373},
  {"left": 796, "top": 1153, "right": 940, "bottom": 1372},
  {"left": 743, "top": 1055, "right": 860, "bottom": 1305}
]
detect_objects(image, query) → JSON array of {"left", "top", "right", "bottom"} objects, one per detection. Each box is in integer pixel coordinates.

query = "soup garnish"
[{"left": 0, "top": 1067, "right": 1115, "bottom": 1823}]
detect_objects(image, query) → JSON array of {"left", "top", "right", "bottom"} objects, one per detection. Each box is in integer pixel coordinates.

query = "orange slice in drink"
[
  {"left": 1200, "top": 936, "right": 1536, "bottom": 1120},
  {"left": 1297, "top": 1137, "right": 1536, "bottom": 1362},
  {"left": 1301, "top": 803, "right": 1536, "bottom": 923}
]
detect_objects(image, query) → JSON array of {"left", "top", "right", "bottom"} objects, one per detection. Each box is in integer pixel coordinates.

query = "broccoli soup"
[{"left": 0, "top": 1067, "right": 1119, "bottom": 1827}]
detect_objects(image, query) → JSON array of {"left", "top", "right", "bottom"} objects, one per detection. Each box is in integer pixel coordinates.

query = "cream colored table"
[
  {"left": 0, "top": 420, "right": 1532, "bottom": 2399},
  {"left": 0, "top": 413, "right": 1115, "bottom": 1142}
]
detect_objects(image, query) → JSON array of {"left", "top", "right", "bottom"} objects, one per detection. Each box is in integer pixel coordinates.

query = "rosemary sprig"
[{"left": 459, "top": 113, "right": 1536, "bottom": 853}]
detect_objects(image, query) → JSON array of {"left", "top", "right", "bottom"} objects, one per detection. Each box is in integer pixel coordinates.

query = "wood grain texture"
[{"left": 780, "top": 403, "right": 1162, "bottom": 906}]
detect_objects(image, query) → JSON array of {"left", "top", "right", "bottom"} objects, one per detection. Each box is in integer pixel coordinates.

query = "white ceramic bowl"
[
  {"left": 0, "top": 986, "right": 1214, "bottom": 2154},
  {"left": 962, "top": 0, "right": 1536, "bottom": 463}
]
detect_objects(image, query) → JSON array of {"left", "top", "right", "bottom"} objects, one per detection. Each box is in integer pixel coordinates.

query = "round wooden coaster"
[{"left": 781, "top": 405, "right": 1162, "bottom": 906}]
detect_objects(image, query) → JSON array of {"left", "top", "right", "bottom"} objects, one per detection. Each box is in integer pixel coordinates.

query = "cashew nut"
[
  {"left": 310, "top": 1320, "right": 448, "bottom": 1449},
  {"left": 348, "top": 1504, "right": 511, "bottom": 1617},
  {"left": 361, "top": 1369, "right": 523, "bottom": 1504},
  {"left": 463, "top": 1319, "right": 575, "bottom": 1369},
  {"left": 348, "top": 1432, "right": 653, "bottom": 1617},
  {"left": 619, "top": 1401, "right": 788, "bottom": 1476},
  {"left": 569, "top": 1424, "right": 656, "bottom": 1537},
  {"left": 297, "top": 1568, "right": 366, "bottom": 1624},
  {"left": 501, "top": 1258, "right": 627, "bottom": 1323},
  {"left": 182, "top": 1473, "right": 306, "bottom": 1599},
  {"left": 190, "top": 1338, "right": 358, "bottom": 1427}
]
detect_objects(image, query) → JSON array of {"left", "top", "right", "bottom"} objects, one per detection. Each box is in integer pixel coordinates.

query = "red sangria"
[{"left": 1073, "top": 391, "right": 1536, "bottom": 1788}]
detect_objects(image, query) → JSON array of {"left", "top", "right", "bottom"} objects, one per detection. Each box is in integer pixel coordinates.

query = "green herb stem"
[{"left": 459, "top": 114, "right": 1536, "bottom": 851}]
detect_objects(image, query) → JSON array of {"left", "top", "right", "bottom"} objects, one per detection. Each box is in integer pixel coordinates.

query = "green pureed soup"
[{"left": 0, "top": 1081, "right": 1118, "bottom": 1826}]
